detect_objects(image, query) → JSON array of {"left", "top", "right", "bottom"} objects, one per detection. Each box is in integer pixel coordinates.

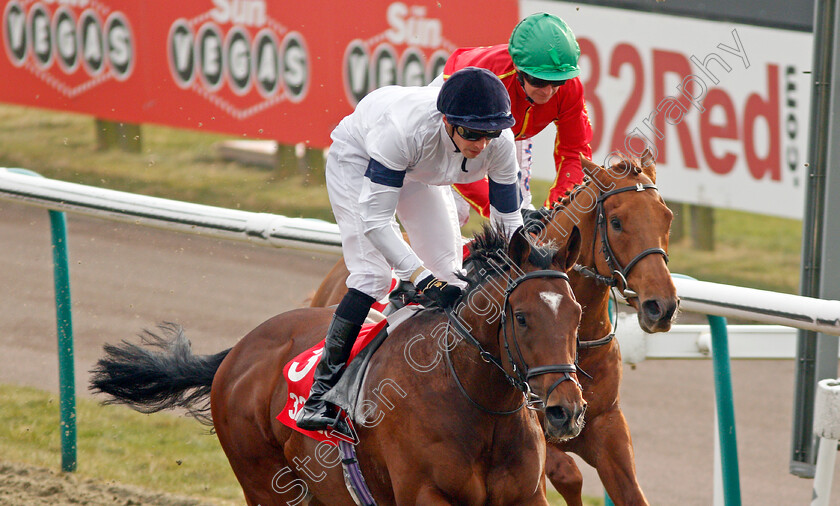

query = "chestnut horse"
[
  {"left": 309, "top": 151, "right": 678, "bottom": 505},
  {"left": 91, "top": 225, "right": 586, "bottom": 505}
]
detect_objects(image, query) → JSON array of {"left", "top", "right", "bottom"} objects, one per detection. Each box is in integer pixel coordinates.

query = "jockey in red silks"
[{"left": 436, "top": 12, "right": 594, "bottom": 224}]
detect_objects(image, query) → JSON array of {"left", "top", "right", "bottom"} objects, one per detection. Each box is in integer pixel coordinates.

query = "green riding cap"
[{"left": 509, "top": 12, "right": 581, "bottom": 81}]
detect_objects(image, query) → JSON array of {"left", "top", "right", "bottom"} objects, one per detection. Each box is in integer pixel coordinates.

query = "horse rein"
[{"left": 443, "top": 269, "right": 579, "bottom": 415}]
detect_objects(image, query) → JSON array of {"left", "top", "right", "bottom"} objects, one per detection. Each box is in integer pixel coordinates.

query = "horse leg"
[
  {"left": 571, "top": 407, "right": 649, "bottom": 506},
  {"left": 545, "top": 445, "right": 584, "bottom": 506},
  {"left": 213, "top": 380, "right": 310, "bottom": 504},
  {"left": 216, "top": 429, "right": 306, "bottom": 506},
  {"left": 245, "top": 461, "right": 310, "bottom": 506},
  {"left": 412, "top": 487, "right": 456, "bottom": 505}
]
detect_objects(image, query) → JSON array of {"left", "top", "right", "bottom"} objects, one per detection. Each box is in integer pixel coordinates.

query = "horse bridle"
[
  {"left": 574, "top": 182, "right": 669, "bottom": 298},
  {"left": 443, "top": 269, "right": 580, "bottom": 415}
]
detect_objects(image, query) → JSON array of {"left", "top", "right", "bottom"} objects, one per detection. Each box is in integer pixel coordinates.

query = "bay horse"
[
  {"left": 309, "top": 150, "right": 678, "bottom": 505},
  {"left": 538, "top": 151, "right": 677, "bottom": 506},
  {"left": 91, "top": 225, "right": 586, "bottom": 505}
]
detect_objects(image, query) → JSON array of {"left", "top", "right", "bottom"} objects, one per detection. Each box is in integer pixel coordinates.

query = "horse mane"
[
  {"left": 458, "top": 224, "right": 558, "bottom": 298},
  {"left": 552, "top": 156, "right": 645, "bottom": 210}
]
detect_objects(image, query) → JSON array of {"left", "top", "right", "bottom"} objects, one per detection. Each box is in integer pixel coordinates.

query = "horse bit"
[{"left": 443, "top": 269, "right": 580, "bottom": 415}]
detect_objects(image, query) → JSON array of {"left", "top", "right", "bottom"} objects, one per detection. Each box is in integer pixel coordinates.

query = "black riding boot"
[{"left": 296, "top": 314, "right": 362, "bottom": 431}]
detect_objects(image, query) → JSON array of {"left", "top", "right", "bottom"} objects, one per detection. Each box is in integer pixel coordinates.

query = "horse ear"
[
  {"left": 508, "top": 226, "right": 532, "bottom": 267},
  {"left": 640, "top": 148, "right": 657, "bottom": 183},
  {"left": 580, "top": 153, "right": 612, "bottom": 188},
  {"left": 553, "top": 225, "right": 581, "bottom": 272},
  {"left": 579, "top": 153, "right": 602, "bottom": 174}
]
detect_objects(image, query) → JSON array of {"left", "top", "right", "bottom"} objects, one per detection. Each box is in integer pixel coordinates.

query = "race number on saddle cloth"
[
  {"left": 278, "top": 319, "right": 388, "bottom": 444},
  {"left": 278, "top": 306, "right": 421, "bottom": 444}
]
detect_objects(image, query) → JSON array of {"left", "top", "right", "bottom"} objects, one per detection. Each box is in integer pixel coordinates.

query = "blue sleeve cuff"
[
  {"left": 364, "top": 158, "right": 405, "bottom": 188},
  {"left": 488, "top": 178, "right": 520, "bottom": 213}
]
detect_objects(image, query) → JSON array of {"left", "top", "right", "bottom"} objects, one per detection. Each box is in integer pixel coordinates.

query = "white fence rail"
[
  {"left": 614, "top": 318, "right": 840, "bottom": 364},
  {"left": 0, "top": 168, "right": 343, "bottom": 254},
  {"left": 4, "top": 167, "right": 840, "bottom": 504},
  {"left": 3, "top": 167, "right": 840, "bottom": 337}
]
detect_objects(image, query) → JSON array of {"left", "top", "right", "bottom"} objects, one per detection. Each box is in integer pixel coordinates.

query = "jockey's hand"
[{"left": 416, "top": 275, "right": 462, "bottom": 309}]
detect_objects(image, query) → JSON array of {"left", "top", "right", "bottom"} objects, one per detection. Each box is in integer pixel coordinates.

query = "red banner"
[{"left": 1, "top": 0, "right": 516, "bottom": 147}]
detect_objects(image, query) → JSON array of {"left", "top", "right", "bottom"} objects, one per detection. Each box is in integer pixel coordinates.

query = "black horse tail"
[{"left": 89, "top": 322, "right": 231, "bottom": 426}]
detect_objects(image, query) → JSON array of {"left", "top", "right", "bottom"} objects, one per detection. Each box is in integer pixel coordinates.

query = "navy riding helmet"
[{"left": 437, "top": 67, "right": 516, "bottom": 131}]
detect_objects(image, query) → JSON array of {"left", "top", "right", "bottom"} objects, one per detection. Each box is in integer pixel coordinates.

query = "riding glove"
[{"left": 416, "top": 275, "right": 462, "bottom": 309}]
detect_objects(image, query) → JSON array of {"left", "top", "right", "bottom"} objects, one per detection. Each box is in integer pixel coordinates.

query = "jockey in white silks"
[{"left": 296, "top": 67, "right": 524, "bottom": 433}]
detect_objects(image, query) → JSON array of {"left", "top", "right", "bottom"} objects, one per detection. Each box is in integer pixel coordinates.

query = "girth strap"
[{"left": 339, "top": 440, "right": 377, "bottom": 506}]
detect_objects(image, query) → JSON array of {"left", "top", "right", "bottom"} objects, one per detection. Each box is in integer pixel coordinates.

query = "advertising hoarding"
[
  {"left": 525, "top": 0, "right": 812, "bottom": 219},
  {"left": 1, "top": 0, "right": 516, "bottom": 148}
]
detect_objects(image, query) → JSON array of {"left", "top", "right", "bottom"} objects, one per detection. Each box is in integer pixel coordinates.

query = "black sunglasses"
[
  {"left": 521, "top": 72, "right": 567, "bottom": 88},
  {"left": 455, "top": 125, "right": 502, "bottom": 141}
]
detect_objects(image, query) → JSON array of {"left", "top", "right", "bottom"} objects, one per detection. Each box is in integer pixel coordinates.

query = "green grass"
[
  {"left": 0, "top": 383, "right": 242, "bottom": 504},
  {"left": 0, "top": 104, "right": 333, "bottom": 221},
  {"left": 0, "top": 383, "right": 598, "bottom": 505},
  {"left": 666, "top": 206, "right": 801, "bottom": 293},
  {"left": 529, "top": 180, "right": 801, "bottom": 294}
]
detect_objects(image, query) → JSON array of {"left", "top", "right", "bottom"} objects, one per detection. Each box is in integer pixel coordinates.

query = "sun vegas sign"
[{"left": 167, "top": 0, "right": 309, "bottom": 103}]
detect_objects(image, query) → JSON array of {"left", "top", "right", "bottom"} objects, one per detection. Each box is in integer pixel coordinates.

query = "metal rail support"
[
  {"left": 9, "top": 168, "right": 76, "bottom": 472},
  {"left": 605, "top": 275, "right": 742, "bottom": 505}
]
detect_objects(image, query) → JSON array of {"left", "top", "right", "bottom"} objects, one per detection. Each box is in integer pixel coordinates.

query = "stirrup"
[
  {"left": 296, "top": 403, "right": 335, "bottom": 431},
  {"left": 329, "top": 414, "right": 354, "bottom": 440}
]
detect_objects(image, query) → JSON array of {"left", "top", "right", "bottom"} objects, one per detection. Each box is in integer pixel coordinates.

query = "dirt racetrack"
[
  {"left": 0, "top": 460, "right": 220, "bottom": 506},
  {"left": 2, "top": 199, "right": 838, "bottom": 505}
]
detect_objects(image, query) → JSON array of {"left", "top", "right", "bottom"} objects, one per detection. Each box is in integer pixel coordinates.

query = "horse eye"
[
  {"left": 610, "top": 217, "right": 622, "bottom": 231},
  {"left": 515, "top": 313, "right": 527, "bottom": 326}
]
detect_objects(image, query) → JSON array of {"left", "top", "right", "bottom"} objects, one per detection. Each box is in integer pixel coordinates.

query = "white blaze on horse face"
[{"left": 540, "top": 292, "right": 564, "bottom": 316}]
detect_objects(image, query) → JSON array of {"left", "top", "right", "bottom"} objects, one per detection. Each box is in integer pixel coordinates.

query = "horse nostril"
[
  {"left": 642, "top": 299, "right": 664, "bottom": 321},
  {"left": 546, "top": 405, "right": 571, "bottom": 428},
  {"left": 663, "top": 299, "right": 678, "bottom": 320}
]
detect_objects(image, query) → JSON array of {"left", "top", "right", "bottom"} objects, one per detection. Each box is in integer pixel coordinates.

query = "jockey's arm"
[
  {"left": 488, "top": 177, "right": 524, "bottom": 238},
  {"left": 358, "top": 159, "right": 424, "bottom": 281},
  {"left": 545, "top": 81, "right": 593, "bottom": 206}
]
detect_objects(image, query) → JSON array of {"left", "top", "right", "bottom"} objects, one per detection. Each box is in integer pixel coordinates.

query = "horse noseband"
[
  {"left": 444, "top": 269, "right": 580, "bottom": 415},
  {"left": 500, "top": 270, "right": 581, "bottom": 410}
]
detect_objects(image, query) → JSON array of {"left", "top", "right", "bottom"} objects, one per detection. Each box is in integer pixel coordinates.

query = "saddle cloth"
[{"left": 276, "top": 306, "right": 420, "bottom": 445}]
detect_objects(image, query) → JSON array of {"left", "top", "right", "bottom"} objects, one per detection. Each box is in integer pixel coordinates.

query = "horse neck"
[
  {"left": 549, "top": 192, "right": 613, "bottom": 342},
  {"left": 571, "top": 273, "right": 612, "bottom": 341}
]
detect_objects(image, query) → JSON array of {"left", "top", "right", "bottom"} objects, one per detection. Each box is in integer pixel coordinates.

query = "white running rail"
[{"left": 3, "top": 167, "right": 840, "bottom": 335}]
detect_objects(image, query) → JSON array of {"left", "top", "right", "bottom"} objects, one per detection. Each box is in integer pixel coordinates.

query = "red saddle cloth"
[{"left": 277, "top": 318, "right": 388, "bottom": 445}]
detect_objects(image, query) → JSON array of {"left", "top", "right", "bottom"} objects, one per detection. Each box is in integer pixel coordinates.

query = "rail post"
[
  {"left": 9, "top": 168, "right": 76, "bottom": 472},
  {"left": 811, "top": 378, "right": 840, "bottom": 505},
  {"left": 672, "top": 273, "right": 741, "bottom": 504}
]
